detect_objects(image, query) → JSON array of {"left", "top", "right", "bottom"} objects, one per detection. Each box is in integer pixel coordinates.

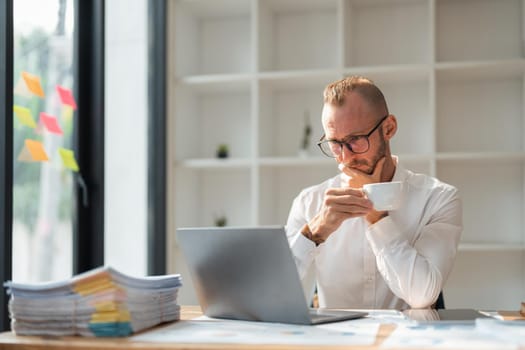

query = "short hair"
[{"left": 323, "top": 76, "right": 388, "bottom": 114}]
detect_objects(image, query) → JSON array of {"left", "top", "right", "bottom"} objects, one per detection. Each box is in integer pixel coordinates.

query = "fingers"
[
  {"left": 324, "top": 189, "right": 374, "bottom": 214},
  {"left": 326, "top": 187, "right": 366, "bottom": 197},
  {"left": 314, "top": 187, "right": 374, "bottom": 234},
  {"left": 346, "top": 156, "right": 387, "bottom": 186},
  {"left": 371, "top": 157, "right": 386, "bottom": 179}
]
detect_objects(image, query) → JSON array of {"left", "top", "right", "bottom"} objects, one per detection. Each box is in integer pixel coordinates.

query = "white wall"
[{"left": 104, "top": 0, "right": 148, "bottom": 276}]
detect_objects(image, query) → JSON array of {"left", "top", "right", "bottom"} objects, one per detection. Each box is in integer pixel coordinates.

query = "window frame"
[
  {"left": 0, "top": 0, "right": 14, "bottom": 333},
  {"left": 147, "top": 0, "right": 167, "bottom": 275},
  {"left": 0, "top": 0, "right": 106, "bottom": 331},
  {"left": 73, "top": 0, "right": 105, "bottom": 274}
]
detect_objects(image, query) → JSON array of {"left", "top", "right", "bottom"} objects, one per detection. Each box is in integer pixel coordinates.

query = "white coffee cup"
[{"left": 362, "top": 181, "right": 404, "bottom": 211}]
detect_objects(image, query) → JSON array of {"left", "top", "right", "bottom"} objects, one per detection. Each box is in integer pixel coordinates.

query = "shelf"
[
  {"left": 258, "top": 69, "right": 341, "bottom": 90},
  {"left": 436, "top": 152, "right": 525, "bottom": 163},
  {"left": 169, "top": 0, "right": 525, "bottom": 309},
  {"left": 175, "top": 152, "right": 525, "bottom": 169},
  {"left": 176, "top": 74, "right": 252, "bottom": 91},
  {"left": 458, "top": 243, "right": 525, "bottom": 252},
  {"left": 258, "top": 156, "right": 333, "bottom": 167},
  {"left": 175, "top": 158, "right": 252, "bottom": 169},
  {"left": 343, "top": 64, "right": 430, "bottom": 83},
  {"left": 435, "top": 59, "right": 525, "bottom": 80}
]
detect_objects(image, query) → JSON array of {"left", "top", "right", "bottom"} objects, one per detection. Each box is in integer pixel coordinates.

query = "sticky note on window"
[
  {"left": 58, "top": 148, "right": 79, "bottom": 172},
  {"left": 21, "top": 71, "right": 45, "bottom": 98},
  {"left": 56, "top": 85, "right": 77, "bottom": 110},
  {"left": 61, "top": 105, "right": 74, "bottom": 122},
  {"left": 39, "top": 112, "right": 63, "bottom": 135},
  {"left": 13, "top": 105, "right": 36, "bottom": 128},
  {"left": 14, "top": 77, "right": 33, "bottom": 98},
  {"left": 18, "top": 139, "right": 49, "bottom": 162}
]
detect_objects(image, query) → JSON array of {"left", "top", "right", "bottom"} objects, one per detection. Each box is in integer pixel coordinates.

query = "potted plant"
[
  {"left": 214, "top": 214, "right": 227, "bottom": 227},
  {"left": 216, "top": 144, "right": 229, "bottom": 158},
  {"left": 299, "top": 111, "right": 312, "bottom": 157}
]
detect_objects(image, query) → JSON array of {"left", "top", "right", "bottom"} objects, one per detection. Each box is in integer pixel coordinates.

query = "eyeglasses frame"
[{"left": 316, "top": 115, "right": 389, "bottom": 157}]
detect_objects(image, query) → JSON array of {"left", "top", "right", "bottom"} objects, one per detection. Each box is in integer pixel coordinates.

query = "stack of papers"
[{"left": 4, "top": 266, "right": 182, "bottom": 337}]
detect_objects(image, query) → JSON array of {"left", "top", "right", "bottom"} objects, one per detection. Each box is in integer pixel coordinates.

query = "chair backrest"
[
  {"left": 311, "top": 288, "right": 445, "bottom": 309},
  {"left": 434, "top": 291, "right": 445, "bottom": 309}
]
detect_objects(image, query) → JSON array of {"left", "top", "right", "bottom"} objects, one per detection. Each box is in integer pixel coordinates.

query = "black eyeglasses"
[{"left": 317, "top": 115, "right": 388, "bottom": 157}]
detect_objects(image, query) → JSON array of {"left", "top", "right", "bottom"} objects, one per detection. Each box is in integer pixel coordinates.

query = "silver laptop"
[{"left": 177, "top": 226, "right": 366, "bottom": 325}]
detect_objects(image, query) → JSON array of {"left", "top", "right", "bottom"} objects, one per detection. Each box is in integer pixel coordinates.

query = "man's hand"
[
  {"left": 303, "top": 187, "right": 373, "bottom": 243},
  {"left": 341, "top": 157, "right": 386, "bottom": 188},
  {"left": 340, "top": 157, "right": 390, "bottom": 225}
]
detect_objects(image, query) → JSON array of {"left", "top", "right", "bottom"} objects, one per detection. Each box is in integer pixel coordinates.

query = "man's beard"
[{"left": 345, "top": 133, "right": 386, "bottom": 175}]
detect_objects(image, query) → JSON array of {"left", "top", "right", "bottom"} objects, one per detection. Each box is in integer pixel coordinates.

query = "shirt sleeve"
[
  {"left": 285, "top": 192, "right": 317, "bottom": 280},
  {"left": 365, "top": 187, "right": 462, "bottom": 309}
]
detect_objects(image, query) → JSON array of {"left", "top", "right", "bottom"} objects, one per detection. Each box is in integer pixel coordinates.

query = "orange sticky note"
[
  {"left": 39, "top": 112, "right": 63, "bottom": 135},
  {"left": 56, "top": 85, "right": 77, "bottom": 110},
  {"left": 21, "top": 71, "right": 45, "bottom": 98},
  {"left": 13, "top": 105, "right": 36, "bottom": 128},
  {"left": 13, "top": 77, "right": 33, "bottom": 98},
  {"left": 18, "top": 139, "right": 49, "bottom": 162},
  {"left": 58, "top": 148, "right": 79, "bottom": 172}
]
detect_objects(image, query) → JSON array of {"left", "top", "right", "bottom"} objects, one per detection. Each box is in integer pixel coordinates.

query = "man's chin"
[{"left": 340, "top": 163, "right": 373, "bottom": 175}]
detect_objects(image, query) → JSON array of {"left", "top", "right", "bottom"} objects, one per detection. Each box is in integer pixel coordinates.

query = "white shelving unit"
[{"left": 167, "top": 0, "right": 525, "bottom": 308}]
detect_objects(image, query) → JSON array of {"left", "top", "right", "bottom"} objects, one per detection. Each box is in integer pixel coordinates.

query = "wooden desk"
[
  {"left": 0, "top": 305, "right": 396, "bottom": 350},
  {"left": 1, "top": 306, "right": 523, "bottom": 350}
]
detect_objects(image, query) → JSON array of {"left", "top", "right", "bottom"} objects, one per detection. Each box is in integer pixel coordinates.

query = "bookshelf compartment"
[
  {"left": 398, "top": 158, "right": 432, "bottom": 176},
  {"left": 173, "top": 0, "right": 252, "bottom": 76},
  {"left": 436, "top": 0, "right": 524, "bottom": 62},
  {"left": 258, "top": 0, "right": 339, "bottom": 71},
  {"left": 344, "top": 0, "right": 429, "bottom": 67},
  {"left": 436, "top": 75, "right": 523, "bottom": 153},
  {"left": 259, "top": 166, "right": 337, "bottom": 225},
  {"left": 258, "top": 80, "right": 330, "bottom": 158},
  {"left": 444, "top": 251, "right": 525, "bottom": 310},
  {"left": 168, "top": 0, "right": 525, "bottom": 309},
  {"left": 175, "top": 168, "right": 252, "bottom": 227},
  {"left": 373, "top": 78, "right": 432, "bottom": 155},
  {"left": 437, "top": 162, "right": 523, "bottom": 245},
  {"left": 174, "top": 86, "right": 252, "bottom": 160}
]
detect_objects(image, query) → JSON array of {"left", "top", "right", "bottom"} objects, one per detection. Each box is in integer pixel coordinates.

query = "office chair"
[
  {"left": 434, "top": 291, "right": 445, "bottom": 309},
  {"left": 311, "top": 290, "right": 445, "bottom": 309}
]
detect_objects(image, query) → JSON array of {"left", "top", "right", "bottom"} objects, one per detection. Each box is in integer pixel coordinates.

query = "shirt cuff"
[
  {"left": 293, "top": 230, "right": 317, "bottom": 253},
  {"left": 365, "top": 216, "right": 405, "bottom": 255}
]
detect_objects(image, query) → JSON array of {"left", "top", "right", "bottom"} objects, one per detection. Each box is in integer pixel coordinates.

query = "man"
[{"left": 286, "top": 76, "right": 462, "bottom": 309}]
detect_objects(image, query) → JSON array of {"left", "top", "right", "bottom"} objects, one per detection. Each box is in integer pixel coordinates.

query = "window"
[{"left": 12, "top": 0, "right": 76, "bottom": 282}]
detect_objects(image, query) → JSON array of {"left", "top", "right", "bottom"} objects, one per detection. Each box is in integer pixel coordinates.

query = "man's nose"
[{"left": 338, "top": 145, "right": 354, "bottom": 163}]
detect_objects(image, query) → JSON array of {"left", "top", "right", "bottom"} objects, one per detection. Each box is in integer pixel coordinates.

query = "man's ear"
[{"left": 382, "top": 115, "right": 397, "bottom": 141}]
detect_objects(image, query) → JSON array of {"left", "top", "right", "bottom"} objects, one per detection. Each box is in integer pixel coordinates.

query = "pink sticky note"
[
  {"left": 56, "top": 85, "right": 77, "bottom": 110},
  {"left": 39, "top": 112, "right": 63, "bottom": 135}
]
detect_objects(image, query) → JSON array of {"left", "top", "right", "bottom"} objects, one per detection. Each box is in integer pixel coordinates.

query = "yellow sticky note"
[
  {"left": 58, "top": 148, "right": 80, "bottom": 172},
  {"left": 61, "top": 105, "right": 74, "bottom": 122},
  {"left": 61, "top": 106, "right": 74, "bottom": 135},
  {"left": 21, "top": 71, "right": 45, "bottom": 98},
  {"left": 17, "top": 139, "right": 49, "bottom": 162},
  {"left": 13, "top": 105, "right": 36, "bottom": 128}
]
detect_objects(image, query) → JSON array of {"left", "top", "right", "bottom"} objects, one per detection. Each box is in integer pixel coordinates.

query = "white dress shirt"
[{"left": 285, "top": 157, "right": 462, "bottom": 309}]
